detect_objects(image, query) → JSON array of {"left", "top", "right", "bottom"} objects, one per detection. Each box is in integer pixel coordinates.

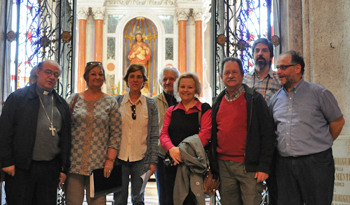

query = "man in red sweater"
[{"left": 209, "top": 57, "right": 276, "bottom": 205}]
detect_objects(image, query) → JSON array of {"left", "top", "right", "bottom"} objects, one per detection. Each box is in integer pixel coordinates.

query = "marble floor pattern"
[
  {"left": 84, "top": 181, "right": 218, "bottom": 205},
  {"left": 0, "top": 181, "right": 217, "bottom": 205},
  {"left": 102, "top": 181, "right": 158, "bottom": 205}
]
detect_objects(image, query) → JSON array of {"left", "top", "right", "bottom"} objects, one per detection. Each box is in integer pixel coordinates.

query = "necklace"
[
  {"left": 84, "top": 91, "right": 103, "bottom": 101},
  {"left": 38, "top": 95, "right": 56, "bottom": 137},
  {"left": 93, "top": 93, "right": 102, "bottom": 100}
]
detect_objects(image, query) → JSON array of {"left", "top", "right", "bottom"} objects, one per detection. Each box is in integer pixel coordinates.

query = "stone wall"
[{"left": 308, "top": 1, "right": 350, "bottom": 203}]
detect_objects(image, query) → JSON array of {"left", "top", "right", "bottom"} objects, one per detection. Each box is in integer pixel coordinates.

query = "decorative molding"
[
  {"left": 203, "top": 7, "right": 211, "bottom": 23},
  {"left": 175, "top": 0, "right": 211, "bottom": 8},
  {"left": 202, "top": 7, "right": 211, "bottom": 31},
  {"left": 176, "top": 0, "right": 200, "bottom": 2},
  {"left": 105, "top": 0, "right": 175, "bottom": 6},
  {"left": 193, "top": 7, "right": 208, "bottom": 21},
  {"left": 91, "top": 7, "right": 106, "bottom": 20},
  {"left": 175, "top": 8, "right": 190, "bottom": 21},
  {"left": 77, "top": 7, "right": 89, "bottom": 20}
]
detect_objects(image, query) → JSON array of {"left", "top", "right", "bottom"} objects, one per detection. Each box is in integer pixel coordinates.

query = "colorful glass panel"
[{"left": 213, "top": 0, "right": 273, "bottom": 96}]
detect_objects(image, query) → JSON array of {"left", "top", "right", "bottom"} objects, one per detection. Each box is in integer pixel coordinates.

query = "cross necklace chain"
[{"left": 38, "top": 95, "right": 56, "bottom": 137}]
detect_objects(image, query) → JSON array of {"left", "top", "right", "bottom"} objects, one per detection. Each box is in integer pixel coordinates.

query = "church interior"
[{"left": 0, "top": 0, "right": 350, "bottom": 204}]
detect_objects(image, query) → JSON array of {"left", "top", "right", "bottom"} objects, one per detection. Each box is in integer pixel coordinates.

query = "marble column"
[
  {"left": 280, "top": 0, "right": 303, "bottom": 54},
  {"left": 91, "top": 7, "right": 105, "bottom": 62},
  {"left": 77, "top": 7, "right": 89, "bottom": 92},
  {"left": 193, "top": 8, "right": 205, "bottom": 86},
  {"left": 176, "top": 8, "right": 190, "bottom": 74}
]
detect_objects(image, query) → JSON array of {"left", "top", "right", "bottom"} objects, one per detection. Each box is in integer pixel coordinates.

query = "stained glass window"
[
  {"left": 243, "top": 0, "right": 274, "bottom": 72},
  {"left": 222, "top": 0, "right": 273, "bottom": 72},
  {"left": 9, "top": 0, "right": 40, "bottom": 91},
  {"left": 4, "top": 0, "right": 75, "bottom": 98},
  {"left": 213, "top": 0, "right": 273, "bottom": 95}
]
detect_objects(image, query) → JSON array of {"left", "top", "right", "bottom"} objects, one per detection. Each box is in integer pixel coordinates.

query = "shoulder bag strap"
[
  {"left": 70, "top": 94, "right": 79, "bottom": 115},
  {"left": 198, "top": 109, "right": 202, "bottom": 130}
]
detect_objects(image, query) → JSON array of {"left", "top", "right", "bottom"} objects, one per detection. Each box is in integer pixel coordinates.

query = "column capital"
[
  {"left": 176, "top": 8, "right": 190, "bottom": 21},
  {"left": 193, "top": 7, "right": 210, "bottom": 21},
  {"left": 91, "top": 7, "right": 106, "bottom": 20},
  {"left": 77, "top": 6, "right": 89, "bottom": 20}
]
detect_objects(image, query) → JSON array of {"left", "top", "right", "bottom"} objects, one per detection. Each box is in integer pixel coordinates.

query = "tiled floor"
[
  {"left": 102, "top": 181, "right": 158, "bottom": 205},
  {"left": 86, "top": 180, "right": 218, "bottom": 205},
  {"left": 0, "top": 181, "right": 218, "bottom": 205},
  {"left": 0, "top": 181, "right": 158, "bottom": 205}
]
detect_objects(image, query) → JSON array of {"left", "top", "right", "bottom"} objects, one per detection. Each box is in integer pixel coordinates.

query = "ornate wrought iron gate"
[
  {"left": 2, "top": 0, "right": 76, "bottom": 99},
  {"left": 211, "top": 0, "right": 272, "bottom": 97}
]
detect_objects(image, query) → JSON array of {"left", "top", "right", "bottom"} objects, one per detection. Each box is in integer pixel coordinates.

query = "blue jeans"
[
  {"left": 155, "top": 156, "right": 167, "bottom": 205},
  {"left": 276, "top": 148, "right": 335, "bottom": 205},
  {"left": 114, "top": 159, "right": 145, "bottom": 205}
]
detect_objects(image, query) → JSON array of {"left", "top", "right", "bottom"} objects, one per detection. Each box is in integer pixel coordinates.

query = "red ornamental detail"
[
  {"left": 26, "top": 29, "right": 33, "bottom": 43},
  {"left": 248, "top": 8, "right": 253, "bottom": 15},
  {"left": 247, "top": 34, "right": 255, "bottom": 44}
]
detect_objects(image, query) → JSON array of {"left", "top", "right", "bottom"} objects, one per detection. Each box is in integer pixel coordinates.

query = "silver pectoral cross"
[{"left": 49, "top": 124, "right": 56, "bottom": 136}]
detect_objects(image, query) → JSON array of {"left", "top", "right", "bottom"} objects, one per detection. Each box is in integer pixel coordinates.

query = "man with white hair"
[{"left": 153, "top": 66, "right": 180, "bottom": 205}]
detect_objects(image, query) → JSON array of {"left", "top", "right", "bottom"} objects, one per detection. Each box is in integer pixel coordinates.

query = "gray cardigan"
[
  {"left": 115, "top": 94, "right": 159, "bottom": 172},
  {"left": 174, "top": 134, "right": 209, "bottom": 205}
]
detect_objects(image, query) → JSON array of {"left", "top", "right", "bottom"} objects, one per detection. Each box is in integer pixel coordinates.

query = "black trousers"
[
  {"left": 155, "top": 156, "right": 167, "bottom": 205},
  {"left": 276, "top": 148, "right": 335, "bottom": 205},
  {"left": 5, "top": 159, "right": 60, "bottom": 205},
  {"left": 266, "top": 148, "right": 278, "bottom": 205},
  {"left": 164, "top": 164, "right": 196, "bottom": 205}
]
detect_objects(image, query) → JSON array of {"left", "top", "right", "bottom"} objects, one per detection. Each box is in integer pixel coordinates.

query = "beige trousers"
[
  {"left": 218, "top": 160, "right": 263, "bottom": 205},
  {"left": 65, "top": 173, "right": 106, "bottom": 205}
]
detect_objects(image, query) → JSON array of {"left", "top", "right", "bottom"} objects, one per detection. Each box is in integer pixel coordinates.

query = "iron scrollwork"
[
  {"left": 213, "top": 0, "right": 272, "bottom": 97},
  {"left": 6, "top": 0, "right": 75, "bottom": 100}
]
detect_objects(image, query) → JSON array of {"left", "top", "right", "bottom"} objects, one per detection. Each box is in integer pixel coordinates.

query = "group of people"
[{"left": 0, "top": 38, "right": 345, "bottom": 205}]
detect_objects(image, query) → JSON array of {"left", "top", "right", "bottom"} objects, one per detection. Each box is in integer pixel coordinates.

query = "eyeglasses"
[
  {"left": 131, "top": 105, "right": 136, "bottom": 120},
  {"left": 43, "top": 69, "right": 60, "bottom": 78},
  {"left": 276, "top": 64, "right": 296, "bottom": 70},
  {"left": 86, "top": 61, "right": 103, "bottom": 66}
]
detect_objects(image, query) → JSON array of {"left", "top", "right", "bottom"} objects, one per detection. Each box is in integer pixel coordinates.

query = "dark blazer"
[
  {"left": 210, "top": 84, "right": 276, "bottom": 175},
  {"left": 0, "top": 83, "right": 71, "bottom": 173}
]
